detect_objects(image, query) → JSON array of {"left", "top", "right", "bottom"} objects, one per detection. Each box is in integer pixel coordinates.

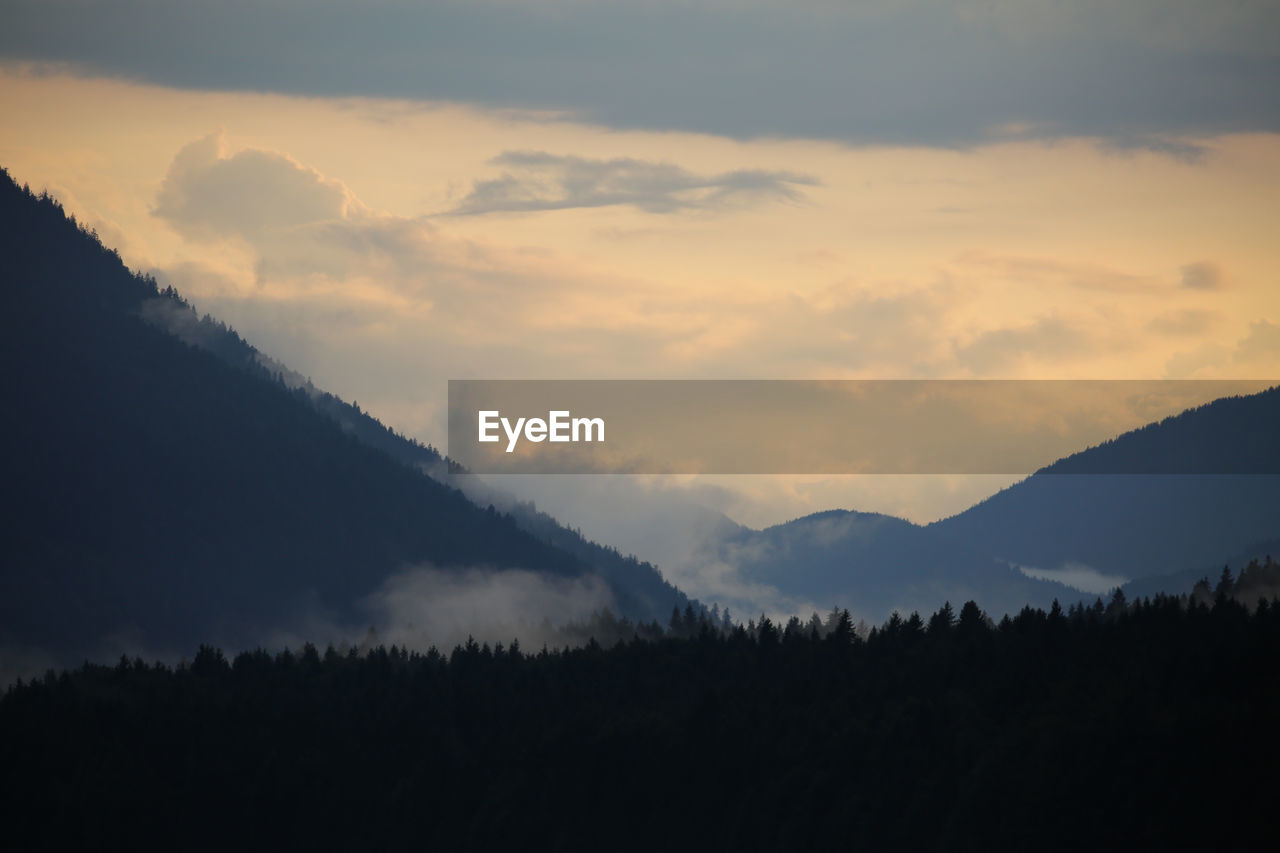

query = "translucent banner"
[{"left": 447, "top": 380, "right": 1278, "bottom": 474}]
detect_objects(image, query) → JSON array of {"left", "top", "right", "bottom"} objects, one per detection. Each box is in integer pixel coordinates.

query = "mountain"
[
  {"left": 704, "top": 509, "right": 1080, "bottom": 620},
  {"left": 0, "top": 169, "right": 687, "bottom": 666},
  {"left": 142, "top": 271, "right": 688, "bottom": 621},
  {"left": 704, "top": 389, "right": 1280, "bottom": 620},
  {"left": 933, "top": 387, "right": 1280, "bottom": 582},
  {"left": 1119, "top": 538, "right": 1280, "bottom": 603}
]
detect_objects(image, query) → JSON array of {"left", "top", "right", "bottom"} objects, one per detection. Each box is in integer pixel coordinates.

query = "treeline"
[
  {"left": 4, "top": 567, "right": 1279, "bottom": 851},
  {"left": 380, "top": 555, "right": 1277, "bottom": 653}
]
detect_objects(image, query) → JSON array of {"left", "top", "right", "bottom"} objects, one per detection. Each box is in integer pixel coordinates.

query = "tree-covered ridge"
[
  {"left": 140, "top": 284, "right": 691, "bottom": 619},
  {"left": 4, "top": 566, "right": 1278, "bottom": 851},
  {"left": 0, "top": 166, "right": 690, "bottom": 628},
  {"left": 0, "top": 167, "right": 694, "bottom": 661},
  {"left": 1039, "top": 386, "right": 1280, "bottom": 475}
]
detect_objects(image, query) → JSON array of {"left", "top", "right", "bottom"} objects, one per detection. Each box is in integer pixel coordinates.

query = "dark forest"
[{"left": 5, "top": 563, "right": 1279, "bottom": 851}]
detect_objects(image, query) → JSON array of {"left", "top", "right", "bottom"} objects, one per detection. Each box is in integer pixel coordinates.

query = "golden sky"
[
  {"left": 4, "top": 68, "right": 1276, "bottom": 409},
  {"left": 2, "top": 2, "right": 1278, "bottom": 541},
  {"left": 4, "top": 1, "right": 1279, "bottom": 614}
]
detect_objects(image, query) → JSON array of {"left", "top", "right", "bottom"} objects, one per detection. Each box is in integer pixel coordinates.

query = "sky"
[{"left": 2, "top": 1, "right": 1279, "bottom": 579}]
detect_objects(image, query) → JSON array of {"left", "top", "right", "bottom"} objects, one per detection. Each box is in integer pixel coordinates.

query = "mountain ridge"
[
  {"left": 707, "top": 388, "right": 1280, "bottom": 618},
  {"left": 0, "top": 168, "right": 688, "bottom": 667}
]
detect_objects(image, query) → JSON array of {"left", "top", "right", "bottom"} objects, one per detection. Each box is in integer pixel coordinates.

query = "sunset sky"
[{"left": 3, "top": 1, "right": 1278, "bottom": 549}]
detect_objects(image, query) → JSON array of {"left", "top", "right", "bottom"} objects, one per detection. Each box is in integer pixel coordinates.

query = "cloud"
[
  {"left": 1097, "top": 135, "right": 1209, "bottom": 163},
  {"left": 456, "top": 472, "right": 820, "bottom": 619},
  {"left": 449, "top": 151, "right": 816, "bottom": 215},
  {"left": 154, "top": 131, "right": 353, "bottom": 241},
  {"left": 1015, "top": 562, "right": 1128, "bottom": 595},
  {"left": 254, "top": 565, "right": 618, "bottom": 654},
  {"left": 1164, "top": 319, "right": 1280, "bottom": 377},
  {"left": 4, "top": 1, "right": 1279, "bottom": 147},
  {"left": 141, "top": 134, "right": 1265, "bottom": 471},
  {"left": 152, "top": 135, "right": 614, "bottom": 299},
  {"left": 1180, "top": 261, "right": 1224, "bottom": 290},
  {"left": 136, "top": 295, "right": 229, "bottom": 350},
  {"left": 618, "top": 281, "right": 961, "bottom": 379},
  {"left": 768, "top": 284, "right": 956, "bottom": 375},
  {"left": 149, "top": 137, "right": 909, "bottom": 393},
  {"left": 1146, "top": 309, "right": 1221, "bottom": 336},
  {"left": 1234, "top": 319, "right": 1280, "bottom": 366},
  {"left": 147, "top": 135, "right": 707, "bottom": 423},
  {"left": 360, "top": 565, "right": 615, "bottom": 652},
  {"left": 955, "top": 253, "right": 1162, "bottom": 293},
  {"left": 955, "top": 316, "right": 1091, "bottom": 373},
  {"left": 1164, "top": 342, "right": 1233, "bottom": 378}
]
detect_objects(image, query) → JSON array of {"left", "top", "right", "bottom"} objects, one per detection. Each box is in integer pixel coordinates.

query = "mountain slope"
[
  {"left": 0, "top": 170, "right": 680, "bottom": 659},
  {"left": 140, "top": 245, "right": 689, "bottom": 622},
  {"left": 933, "top": 387, "right": 1280, "bottom": 581},
  {"left": 1119, "top": 538, "right": 1280, "bottom": 603},
  {"left": 710, "top": 509, "right": 1079, "bottom": 619},
  {"left": 701, "top": 389, "right": 1280, "bottom": 620}
]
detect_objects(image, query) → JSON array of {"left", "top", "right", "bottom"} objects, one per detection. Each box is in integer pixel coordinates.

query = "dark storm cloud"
[
  {"left": 449, "top": 151, "right": 816, "bottom": 215},
  {"left": 3, "top": 1, "right": 1279, "bottom": 147}
]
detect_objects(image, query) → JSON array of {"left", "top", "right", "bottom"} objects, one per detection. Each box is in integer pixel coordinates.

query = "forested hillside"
[
  {"left": 4, "top": 565, "right": 1278, "bottom": 850},
  {"left": 117, "top": 182, "right": 689, "bottom": 622},
  {"left": 932, "top": 387, "right": 1280, "bottom": 582},
  {"left": 0, "top": 169, "right": 683, "bottom": 661},
  {"left": 720, "top": 389, "right": 1280, "bottom": 619}
]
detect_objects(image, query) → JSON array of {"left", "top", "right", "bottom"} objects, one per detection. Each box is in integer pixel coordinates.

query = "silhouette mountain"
[
  {"left": 1119, "top": 538, "right": 1280, "bottom": 603},
  {"left": 0, "top": 169, "right": 686, "bottom": 662},
  {"left": 139, "top": 267, "right": 688, "bottom": 621},
  {"left": 933, "top": 387, "right": 1280, "bottom": 582},
  {"left": 707, "top": 509, "right": 1078, "bottom": 619},
  {"left": 711, "top": 389, "right": 1280, "bottom": 619}
]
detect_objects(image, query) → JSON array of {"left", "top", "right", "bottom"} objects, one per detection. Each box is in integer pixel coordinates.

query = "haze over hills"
[
  {"left": 142, "top": 258, "right": 689, "bottom": 624},
  {"left": 1119, "top": 538, "right": 1280, "bottom": 604},
  {"left": 697, "top": 508, "right": 1081, "bottom": 621},
  {"left": 0, "top": 169, "right": 689, "bottom": 670},
  {"left": 933, "top": 389, "right": 1280, "bottom": 582},
  {"left": 713, "top": 388, "right": 1280, "bottom": 619},
  {"left": 3, "top": 161, "right": 1276, "bottom": 676}
]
